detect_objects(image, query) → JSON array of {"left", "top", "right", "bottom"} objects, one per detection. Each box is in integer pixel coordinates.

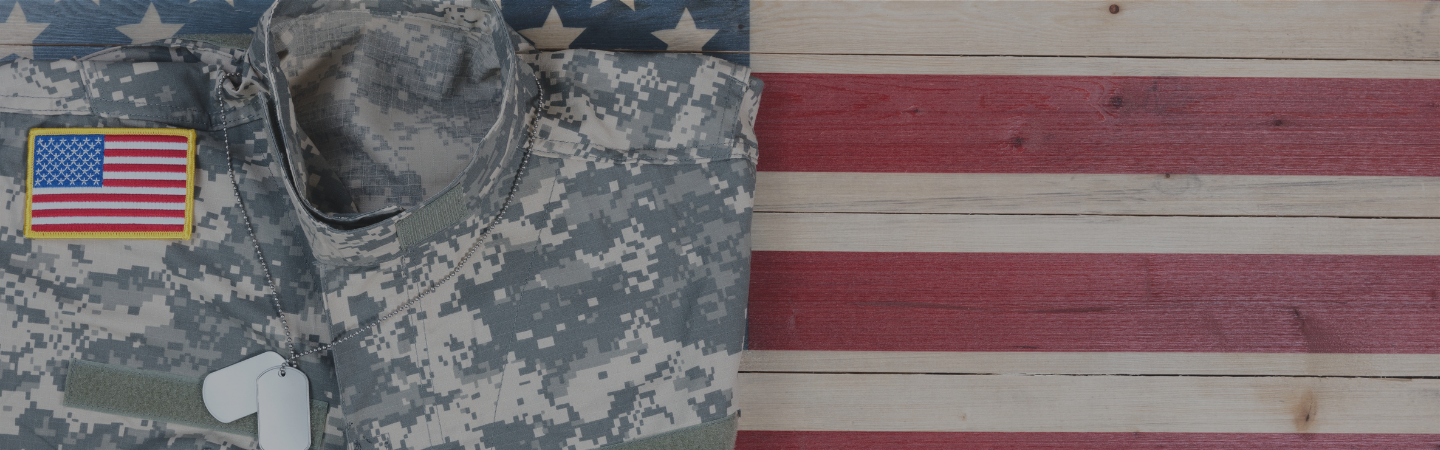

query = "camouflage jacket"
[{"left": 0, "top": 1, "right": 760, "bottom": 449}]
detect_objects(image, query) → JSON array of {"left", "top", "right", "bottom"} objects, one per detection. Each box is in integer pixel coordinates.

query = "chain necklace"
[{"left": 223, "top": 75, "right": 544, "bottom": 369}]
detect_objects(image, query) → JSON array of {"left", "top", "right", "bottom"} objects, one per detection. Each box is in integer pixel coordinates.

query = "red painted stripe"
[
  {"left": 104, "top": 179, "right": 186, "bottom": 188},
  {"left": 29, "top": 224, "right": 184, "bottom": 232},
  {"left": 752, "top": 74, "right": 1440, "bottom": 176},
  {"left": 29, "top": 209, "right": 186, "bottom": 218},
  {"left": 104, "top": 134, "right": 188, "bottom": 143},
  {"left": 736, "top": 431, "right": 1440, "bottom": 449},
  {"left": 747, "top": 252, "right": 1440, "bottom": 353},
  {"left": 103, "top": 164, "right": 186, "bottom": 173},
  {"left": 31, "top": 194, "right": 185, "bottom": 203},
  {"left": 104, "top": 149, "right": 188, "bottom": 158}
]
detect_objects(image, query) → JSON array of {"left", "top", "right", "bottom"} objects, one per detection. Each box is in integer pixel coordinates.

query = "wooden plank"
[
  {"left": 751, "top": 54, "right": 1440, "bottom": 79},
  {"left": 756, "top": 172, "right": 1440, "bottom": 217},
  {"left": 749, "top": 1, "right": 1440, "bottom": 60},
  {"left": 740, "top": 351, "right": 1440, "bottom": 377},
  {"left": 734, "top": 373, "right": 1440, "bottom": 433},
  {"left": 753, "top": 73, "right": 1440, "bottom": 176},
  {"left": 752, "top": 213, "right": 1440, "bottom": 255},
  {"left": 747, "top": 252, "right": 1440, "bottom": 353},
  {"left": 737, "top": 431, "right": 1440, "bottom": 449}
]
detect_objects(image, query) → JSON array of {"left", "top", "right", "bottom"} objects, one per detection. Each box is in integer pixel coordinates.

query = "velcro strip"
[{"left": 63, "top": 359, "right": 327, "bottom": 448}]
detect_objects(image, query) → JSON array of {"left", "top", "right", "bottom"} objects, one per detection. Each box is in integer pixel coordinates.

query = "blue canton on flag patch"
[{"left": 32, "top": 135, "right": 105, "bottom": 188}]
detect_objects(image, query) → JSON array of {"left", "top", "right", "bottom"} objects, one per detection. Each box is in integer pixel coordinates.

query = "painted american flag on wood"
[
  {"left": 731, "top": 1, "right": 1440, "bottom": 447},
  {"left": 5, "top": 0, "right": 1438, "bottom": 448}
]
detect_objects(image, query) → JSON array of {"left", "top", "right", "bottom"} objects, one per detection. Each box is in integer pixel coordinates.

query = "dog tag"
[
  {"left": 257, "top": 365, "right": 311, "bottom": 450},
  {"left": 202, "top": 351, "right": 286, "bottom": 423}
]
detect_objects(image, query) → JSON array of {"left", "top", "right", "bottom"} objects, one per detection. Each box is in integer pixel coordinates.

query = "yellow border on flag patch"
[{"left": 25, "top": 128, "right": 196, "bottom": 240}]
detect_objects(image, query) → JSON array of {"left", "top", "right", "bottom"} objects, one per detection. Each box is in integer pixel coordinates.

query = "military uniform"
[{"left": 0, "top": 0, "right": 761, "bottom": 449}]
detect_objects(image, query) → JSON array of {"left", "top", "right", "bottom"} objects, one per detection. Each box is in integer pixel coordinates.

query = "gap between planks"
[
  {"left": 753, "top": 212, "right": 1440, "bottom": 255},
  {"left": 756, "top": 172, "right": 1440, "bottom": 217},
  {"left": 734, "top": 372, "right": 1440, "bottom": 433},
  {"left": 750, "top": 54, "right": 1440, "bottom": 79},
  {"left": 740, "top": 350, "right": 1440, "bottom": 377}
]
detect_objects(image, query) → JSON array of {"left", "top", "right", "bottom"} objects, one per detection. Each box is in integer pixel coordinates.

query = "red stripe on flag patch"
[
  {"left": 103, "top": 179, "right": 187, "bottom": 188},
  {"left": 103, "top": 164, "right": 187, "bottom": 173},
  {"left": 748, "top": 252, "right": 1440, "bottom": 353},
  {"left": 104, "top": 149, "right": 188, "bottom": 158},
  {"left": 103, "top": 134, "right": 189, "bottom": 143},
  {"left": 736, "top": 431, "right": 1440, "bottom": 449},
  {"left": 753, "top": 74, "right": 1440, "bottom": 176},
  {"left": 29, "top": 209, "right": 187, "bottom": 218},
  {"left": 31, "top": 194, "right": 186, "bottom": 203},
  {"left": 28, "top": 224, "right": 185, "bottom": 232}
]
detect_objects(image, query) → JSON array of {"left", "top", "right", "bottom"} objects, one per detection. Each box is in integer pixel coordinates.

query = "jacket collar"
[{"left": 242, "top": 0, "right": 539, "bottom": 266}]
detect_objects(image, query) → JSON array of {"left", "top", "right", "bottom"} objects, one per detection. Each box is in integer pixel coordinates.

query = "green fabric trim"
[
  {"left": 172, "top": 34, "right": 255, "bottom": 50},
  {"left": 63, "top": 359, "right": 328, "bottom": 449},
  {"left": 396, "top": 187, "right": 469, "bottom": 249},
  {"left": 601, "top": 413, "right": 739, "bottom": 450}
]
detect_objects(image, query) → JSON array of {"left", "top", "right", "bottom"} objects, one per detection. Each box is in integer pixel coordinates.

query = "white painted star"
[
  {"left": 116, "top": 3, "right": 185, "bottom": 45},
  {"left": 0, "top": 3, "right": 50, "bottom": 59},
  {"left": 516, "top": 7, "right": 585, "bottom": 50},
  {"left": 590, "top": 0, "right": 634, "bottom": 9},
  {"left": 650, "top": 9, "right": 718, "bottom": 51}
]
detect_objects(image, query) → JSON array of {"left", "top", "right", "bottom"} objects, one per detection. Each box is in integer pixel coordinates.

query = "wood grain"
[
  {"left": 752, "top": 213, "right": 1440, "bottom": 255},
  {"left": 750, "top": 1, "right": 1440, "bottom": 60},
  {"left": 747, "top": 252, "right": 1440, "bottom": 353},
  {"left": 735, "top": 373, "right": 1440, "bottom": 432},
  {"left": 740, "top": 351, "right": 1440, "bottom": 377},
  {"left": 736, "top": 431, "right": 1440, "bottom": 449},
  {"left": 753, "top": 73, "right": 1440, "bottom": 176},
  {"left": 756, "top": 172, "right": 1440, "bottom": 217},
  {"left": 751, "top": 54, "right": 1440, "bottom": 79}
]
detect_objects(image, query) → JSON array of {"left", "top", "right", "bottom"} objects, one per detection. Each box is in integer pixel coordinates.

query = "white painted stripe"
[
  {"left": 104, "top": 157, "right": 187, "bottom": 165},
  {"left": 756, "top": 172, "right": 1440, "bottom": 217},
  {"left": 103, "top": 141, "right": 188, "bottom": 150},
  {"left": 749, "top": 1, "right": 1440, "bottom": 61},
  {"left": 736, "top": 373, "right": 1440, "bottom": 433},
  {"left": 753, "top": 213, "right": 1440, "bottom": 255},
  {"left": 103, "top": 172, "right": 188, "bottom": 180},
  {"left": 29, "top": 202, "right": 188, "bottom": 211},
  {"left": 29, "top": 217, "right": 186, "bottom": 225},
  {"left": 30, "top": 187, "right": 187, "bottom": 195}
]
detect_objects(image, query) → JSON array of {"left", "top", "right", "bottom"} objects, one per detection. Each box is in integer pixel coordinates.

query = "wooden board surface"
[
  {"left": 749, "top": 1, "right": 1440, "bottom": 60},
  {"left": 735, "top": 373, "right": 1440, "bottom": 433},
  {"left": 757, "top": 172, "right": 1440, "bottom": 217},
  {"left": 753, "top": 214, "right": 1440, "bottom": 255},
  {"left": 752, "top": 74, "right": 1440, "bottom": 176},
  {"left": 747, "top": 252, "right": 1440, "bottom": 353}
]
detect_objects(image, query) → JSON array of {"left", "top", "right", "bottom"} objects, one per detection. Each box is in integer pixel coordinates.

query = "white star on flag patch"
[{"left": 25, "top": 128, "right": 196, "bottom": 240}]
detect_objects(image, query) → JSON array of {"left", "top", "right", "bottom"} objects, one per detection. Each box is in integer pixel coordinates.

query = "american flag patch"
[{"left": 25, "top": 128, "right": 196, "bottom": 240}]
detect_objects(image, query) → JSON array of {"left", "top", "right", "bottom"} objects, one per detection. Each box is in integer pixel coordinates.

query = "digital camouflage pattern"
[{"left": 0, "top": 0, "right": 760, "bottom": 448}]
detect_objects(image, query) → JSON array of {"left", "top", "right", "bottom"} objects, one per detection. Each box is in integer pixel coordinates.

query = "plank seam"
[
  {"left": 741, "top": 371, "right": 1440, "bottom": 380},
  {"left": 755, "top": 211, "right": 1440, "bottom": 220}
]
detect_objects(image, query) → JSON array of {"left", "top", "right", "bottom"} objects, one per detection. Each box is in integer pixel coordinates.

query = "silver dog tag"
[{"left": 256, "top": 365, "right": 311, "bottom": 450}]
